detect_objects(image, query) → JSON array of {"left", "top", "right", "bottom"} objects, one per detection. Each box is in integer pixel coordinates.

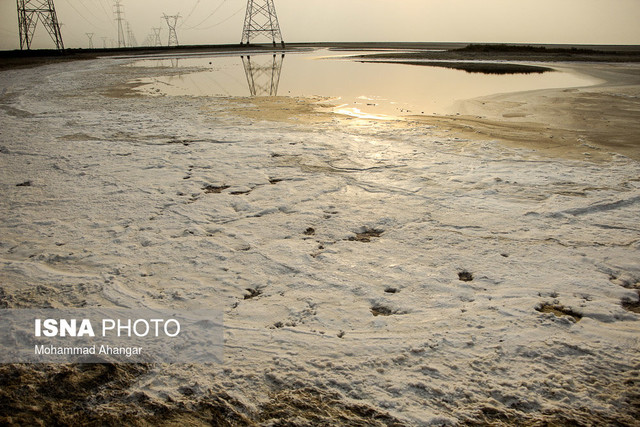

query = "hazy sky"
[{"left": 1, "top": 0, "right": 639, "bottom": 50}]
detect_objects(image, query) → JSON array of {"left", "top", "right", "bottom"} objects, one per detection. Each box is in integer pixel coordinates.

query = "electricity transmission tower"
[
  {"left": 241, "top": 54, "right": 285, "bottom": 96},
  {"left": 241, "top": 0, "right": 284, "bottom": 47},
  {"left": 16, "top": 0, "right": 64, "bottom": 50},
  {"left": 85, "top": 32, "right": 94, "bottom": 49},
  {"left": 162, "top": 14, "right": 180, "bottom": 47},
  {"left": 126, "top": 21, "right": 137, "bottom": 47},
  {"left": 152, "top": 27, "right": 162, "bottom": 47},
  {"left": 114, "top": 0, "right": 126, "bottom": 48}
]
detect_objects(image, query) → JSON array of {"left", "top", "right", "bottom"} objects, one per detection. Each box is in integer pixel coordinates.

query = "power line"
[
  {"left": 186, "top": 5, "right": 244, "bottom": 31},
  {"left": 75, "top": 0, "right": 107, "bottom": 26},
  {"left": 95, "top": 0, "right": 116, "bottom": 26},
  {"left": 180, "top": 0, "right": 201, "bottom": 27},
  {"left": 60, "top": 0, "right": 107, "bottom": 31},
  {"left": 181, "top": 0, "right": 227, "bottom": 30}
]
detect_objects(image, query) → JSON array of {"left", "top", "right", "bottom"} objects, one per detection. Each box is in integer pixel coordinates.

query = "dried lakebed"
[{"left": 1, "top": 51, "right": 639, "bottom": 425}]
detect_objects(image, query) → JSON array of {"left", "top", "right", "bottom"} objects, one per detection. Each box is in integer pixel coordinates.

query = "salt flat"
[{"left": 1, "top": 51, "right": 639, "bottom": 425}]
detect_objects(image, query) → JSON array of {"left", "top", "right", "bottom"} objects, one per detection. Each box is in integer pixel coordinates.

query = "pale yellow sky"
[{"left": 1, "top": 0, "right": 639, "bottom": 50}]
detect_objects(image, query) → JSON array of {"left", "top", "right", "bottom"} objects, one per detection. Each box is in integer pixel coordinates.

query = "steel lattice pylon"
[
  {"left": 163, "top": 14, "right": 180, "bottom": 47},
  {"left": 241, "top": 54, "right": 284, "bottom": 96},
  {"left": 152, "top": 27, "right": 162, "bottom": 47},
  {"left": 16, "top": 0, "right": 64, "bottom": 50},
  {"left": 241, "top": 0, "right": 284, "bottom": 47},
  {"left": 114, "top": 0, "right": 126, "bottom": 48}
]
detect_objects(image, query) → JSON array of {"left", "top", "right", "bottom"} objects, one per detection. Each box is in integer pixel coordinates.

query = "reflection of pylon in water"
[
  {"left": 241, "top": 54, "right": 284, "bottom": 96},
  {"left": 16, "top": 0, "right": 64, "bottom": 50},
  {"left": 241, "top": 0, "right": 284, "bottom": 47}
]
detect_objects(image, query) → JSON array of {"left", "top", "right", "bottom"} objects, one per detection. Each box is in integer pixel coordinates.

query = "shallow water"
[{"left": 130, "top": 49, "right": 599, "bottom": 117}]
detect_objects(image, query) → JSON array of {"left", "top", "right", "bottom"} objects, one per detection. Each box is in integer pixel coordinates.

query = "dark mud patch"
[
  {"left": 102, "top": 81, "right": 147, "bottom": 98},
  {"left": 59, "top": 133, "right": 102, "bottom": 142},
  {"left": 15, "top": 180, "right": 32, "bottom": 187},
  {"left": 0, "top": 105, "right": 35, "bottom": 118},
  {"left": 202, "top": 184, "right": 229, "bottom": 194},
  {"left": 360, "top": 60, "right": 553, "bottom": 75},
  {"left": 0, "top": 363, "right": 150, "bottom": 426},
  {"left": 269, "top": 178, "right": 283, "bottom": 184},
  {"left": 464, "top": 402, "right": 640, "bottom": 427},
  {"left": 458, "top": 271, "right": 474, "bottom": 282},
  {"left": 230, "top": 189, "right": 252, "bottom": 195},
  {"left": 349, "top": 228, "right": 384, "bottom": 243},
  {"left": 0, "top": 283, "right": 98, "bottom": 309},
  {"left": 621, "top": 292, "right": 640, "bottom": 314},
  {"left": 384, "top": 287, "right": 398, "bottom": 294},
  {"left": 0, "top": 362, "right": 256, "bottom": 426},
  {"left": 303, "top": 227, "right": 316, "bottom": 236},
  {"left": 243, "top": 287, "right": 262, "bottom": 300},
  {"left": 258, "top": 387, "right": 406, "bottom": 426},
  {"left": 536, "top": 302, "right": 583, "bottom": 322},
  {"left": 610, "top": 274, "right": 640, "bottom": 290},
  {"left": 371, "top": 305, "right": 403, "bottom": 317}
]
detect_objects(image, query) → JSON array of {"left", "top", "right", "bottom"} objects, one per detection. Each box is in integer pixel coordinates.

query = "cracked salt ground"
[{"left": 1, "top": 56, "right": 639, "bottom": 424}]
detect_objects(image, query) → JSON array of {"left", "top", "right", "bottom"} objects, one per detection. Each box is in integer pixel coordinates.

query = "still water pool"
[{"left": 129, "top": 49, "right": 599, "bottom": 118}]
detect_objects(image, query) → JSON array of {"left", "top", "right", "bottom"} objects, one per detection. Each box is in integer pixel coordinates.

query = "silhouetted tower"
[
  {"left": 85, "top": 32, "right": 94, "bottom": 49},
  {"left": 114, "top": 0, "right": 125, "bottom": 48},
  {"left": 125, "top": 21, "right": 137, "bottom": 47},
  {"left": 241, "top": 0, "right": 284, "bottom": 47},
  {"left": 16, "top": 0, "right": 64, "bottom": 50},
  {"left": 152, "top": 27, "right": 162, "bottom": 47},
  {"left": 163, "top": 14, "right": 180, "bottom": 47},
  {"left": 241, "top": 54, "right": 284, "bottom": 96}
]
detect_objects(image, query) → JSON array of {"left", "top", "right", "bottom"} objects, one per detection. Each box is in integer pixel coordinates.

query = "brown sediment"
[
  {"left": 411, "top": 63, "right": 640, "bottom": 161},
  {"left": 0, "top": 363, "right": 151, "bottom": 426},
  {"left": 257, "top": 387, "right": 405, "bottom": 426},
  {"left": 536, "top": 303, "right": 583, "bottom": 321},
  {"left": 622, "top": 292, "right": 640, "bottom": 314},
  {"left": 458, "top": 271, "right": 474, "bottom": 282},
  {"left": 102, "top": 81, "right": 148, "bottom": 98},
  {"left": 371, "top": 305, "right": 395, "bottom": 316},
  {"left": 202, "top": 184, "right": 230, "bottom": 194},
  {"left": 221, "top": 96, "right": 336, "bottom": 124},
  {"left": 349, "top": 228, "right": 384, "bottom": 243}
]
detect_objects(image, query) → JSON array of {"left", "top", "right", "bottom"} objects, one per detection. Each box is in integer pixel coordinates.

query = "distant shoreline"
[{"left": 1, "top": 42, "right": 640, "bottom": 71}]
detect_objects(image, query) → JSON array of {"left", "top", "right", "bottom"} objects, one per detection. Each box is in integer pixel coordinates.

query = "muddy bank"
[
  {"left": 2, "top": 362, "right": 637, "bottom": 426},
  {"left": 352, "top": 43, "right": 640, "bottom": 63},
  {"left": 410, "top": 62, "right": 640, "bottom": 160},
  {"left": 357, "top": 60, "right": 554, "bottom": 75}
]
